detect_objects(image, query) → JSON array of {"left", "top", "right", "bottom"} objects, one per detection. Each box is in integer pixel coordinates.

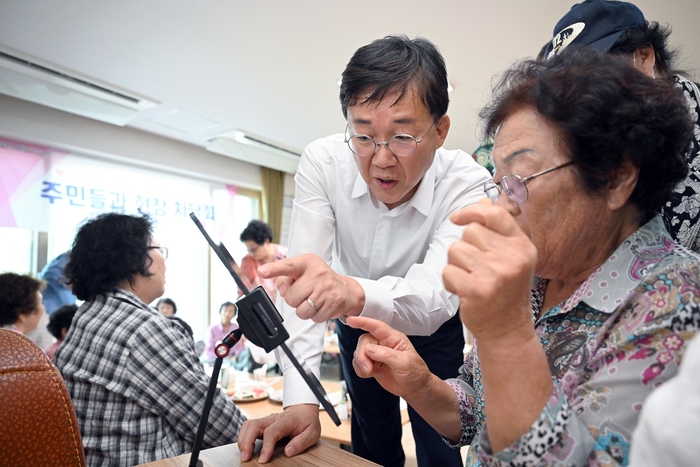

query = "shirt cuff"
[
  {"left": 276, "top": 345, "right": 324, "bottom": 408},
  {"left": 351, "top": 276, "right": 394, "bottom": 322},
  {"left": 280, "top": 369, "right": 320, "bottom": 407},
  {"left": 478, "top": 383, "right": 577, "bottom": 465}
]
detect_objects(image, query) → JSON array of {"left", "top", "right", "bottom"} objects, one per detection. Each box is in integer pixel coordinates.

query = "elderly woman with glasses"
[
  {"left": 54, "top": 213, "right": 245, "bottom": 465},
  {"left": 347, "top": 47, "right": 700, "bottom": 466}
]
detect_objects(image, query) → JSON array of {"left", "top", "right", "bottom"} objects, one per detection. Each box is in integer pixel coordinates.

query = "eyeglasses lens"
[
  {"left": 501, "top": 176, "right": 529, "bottom": 204},
  {"left": 388, "top": 136, "right": 417, "bottom": 156},
  {"left": 348, "top": 135, "right": 417, "bottom": 157},
  {"left": 348, "top": 136, "right": 374, "bottom": 157}
]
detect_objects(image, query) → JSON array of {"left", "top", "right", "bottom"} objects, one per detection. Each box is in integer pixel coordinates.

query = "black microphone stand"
[{"left": 189, "top": 328, "right": 243, "bottom": 467}]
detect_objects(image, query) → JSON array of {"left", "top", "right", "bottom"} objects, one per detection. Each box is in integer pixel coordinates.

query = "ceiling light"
[
  {"left": 206, "top": 130, "right": 301, "bottom": 174},
  {"left": 0, "top": 49, "right": 157, "bottom": 126}
]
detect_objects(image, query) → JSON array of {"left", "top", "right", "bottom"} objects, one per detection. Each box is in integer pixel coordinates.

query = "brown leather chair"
[{"left": 0, "top": 329, "right": 86, "bottom": 466}]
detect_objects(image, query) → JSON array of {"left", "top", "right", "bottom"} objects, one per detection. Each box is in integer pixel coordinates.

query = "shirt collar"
[
  {"left": 112, "top": 287, "right": 154, "bottom": 313},
  {"left": 350, "top": 157, "right": 436, "bottom": 217},
  {"left": 539, "top": 215, "right": 675, "bottom": 318}
]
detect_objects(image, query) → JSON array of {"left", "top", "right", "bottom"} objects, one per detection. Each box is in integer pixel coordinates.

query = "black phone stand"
[
  {"left": 235, "top": 286, "right": 289, "bottom": 352},
  {"left": 188, "top": 329, "right": 242, "bottom": 467}
]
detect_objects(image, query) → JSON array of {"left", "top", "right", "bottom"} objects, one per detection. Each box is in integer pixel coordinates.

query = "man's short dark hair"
[
  {"left": 339, "top": 35, "right": 449, "bottom": 121},
  {"left": 47, "top": 304, "right": 78, "bottom": 340},
  {"left": 0, "top": 273, "right": 45, "bottom": 326},
  {"left": 240, "top": 220, "right": 273, "bottom": 245},
  {"left": 481, "top": 47, "right": 692, "bottom": 219},
  {"left": 65, "top": 213, "right": 154, "bottom": 301}
]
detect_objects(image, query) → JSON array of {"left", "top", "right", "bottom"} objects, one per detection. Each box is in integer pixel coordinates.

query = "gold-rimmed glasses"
[{"left": 483, "top": 161, "right": 574, "bottom": 205}]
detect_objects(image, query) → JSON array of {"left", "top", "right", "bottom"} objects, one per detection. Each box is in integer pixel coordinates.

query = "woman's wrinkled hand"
[
  {"left": 347, "top": 316, "right": 432, "bottom": 399},
  {"left": 444, "top": 199, "right": 537, "bottom": 345}
]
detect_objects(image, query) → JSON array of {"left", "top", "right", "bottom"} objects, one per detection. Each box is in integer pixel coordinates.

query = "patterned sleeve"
[
  {"left": 475, "top": 260, "right": 700, "bottom": 466},
  {"left": 126, "top": 318, "right": 246, "bottom": 448},
  {"left": 665, "top": 76, "right": 700, "bottom": 251},
  {"left": 441, "top": 352, "right": 597, "bottom": 463},
  {"left": 476, "top": 383, "right": 596, "bottom": 466},
  {"left": 441, "top": 348, "right": 482, "bottom": 448}
]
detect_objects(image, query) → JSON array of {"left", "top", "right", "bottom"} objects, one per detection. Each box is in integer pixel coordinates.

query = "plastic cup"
[{"left": 253, "top": 365, "right": 267, "bottom": 381}]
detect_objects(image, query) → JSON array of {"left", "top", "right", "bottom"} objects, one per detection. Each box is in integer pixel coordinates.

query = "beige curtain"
[{"left": 261, "top": 167, "right": 285, "bottom": 243}]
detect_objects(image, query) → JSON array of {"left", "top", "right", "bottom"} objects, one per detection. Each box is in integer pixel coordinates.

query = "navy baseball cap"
[{"left": 545, "top": 0, "right": 645, "bottom": 59}]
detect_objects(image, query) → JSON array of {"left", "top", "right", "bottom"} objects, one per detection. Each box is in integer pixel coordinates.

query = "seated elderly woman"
[
  {"left": 0, "top": 272, "right": 45, "bottom": 335},
  {"left": 348, "top": 47, "right": 700, "bottom": 466},
  {"left": 54, "top": 213, "right": 246, "bottom": 465},
  {"left": 202, "top": 301, "right": 245, "bottom": 362}
]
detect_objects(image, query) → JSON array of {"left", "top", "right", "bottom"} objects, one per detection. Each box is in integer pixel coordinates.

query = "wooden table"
[
  {"left": 136, "top": 439, "right": 379, "bottom": 466},
  {"left": 235, "top": 378, "right": 409, "bottom": 446},
  {"left": 237, "top": 378, "right": 349, "bottom": 445}
]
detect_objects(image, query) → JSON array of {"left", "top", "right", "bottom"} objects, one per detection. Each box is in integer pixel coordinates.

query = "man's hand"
[
  {"left": 257, "top": 253, "right": 365, "bottom": 321},
  {"left": 347, "top": 316, "right": 432, "bottom": 399},
  {"left": 237, "top": 404, "right": 321, "bottom": 463}
]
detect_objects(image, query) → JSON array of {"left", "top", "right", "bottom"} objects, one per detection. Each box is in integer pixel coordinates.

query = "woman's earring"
[
  {"left": 652, "top": 68, "right": 656, "bottom": 79},
  {"left": 633, "top": 54, "right": 637, "bottom": 69}
]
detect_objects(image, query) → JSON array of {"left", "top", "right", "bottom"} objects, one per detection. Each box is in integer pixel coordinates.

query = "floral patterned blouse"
[
  {"left": 663, "top": 75, "right": 700, "bottom": 252},
  {"left": 445, "top": 215, "right": 700, "bottom": 466}
]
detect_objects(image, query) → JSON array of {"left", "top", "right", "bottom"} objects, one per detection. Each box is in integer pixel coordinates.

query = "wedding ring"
[{"left": 306, "top": 297, "right": 319, "bottom": 311}]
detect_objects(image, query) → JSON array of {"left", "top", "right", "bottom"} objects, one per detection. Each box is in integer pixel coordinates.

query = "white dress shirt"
[{"left": 278, "top": 133, "right": 491, "bottom": 406}]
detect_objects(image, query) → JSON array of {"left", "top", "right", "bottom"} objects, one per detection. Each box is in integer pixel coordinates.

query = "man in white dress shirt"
[{"left": 238, "top": 35, "right": 490, "bottom": 466}]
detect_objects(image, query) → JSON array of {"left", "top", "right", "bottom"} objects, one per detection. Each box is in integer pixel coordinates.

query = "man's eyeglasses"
[
  {"left": 344, "top": 120, "right": 437, "bottom": 158},
  {"left": 147, "top": 246, "right": 169, "bottom": 260},
  {"left": 483, "top": 161, "right": 574, "bottom": 205}
]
